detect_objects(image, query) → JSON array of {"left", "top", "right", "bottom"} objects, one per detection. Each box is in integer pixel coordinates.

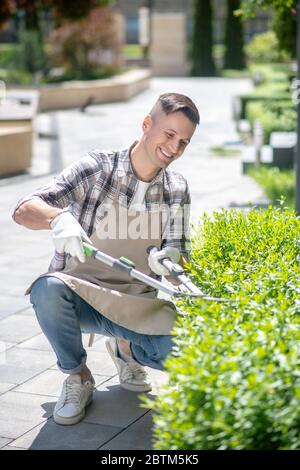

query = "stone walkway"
[{"left": 0, "top": 77, "right": 266, "bottom": 450}]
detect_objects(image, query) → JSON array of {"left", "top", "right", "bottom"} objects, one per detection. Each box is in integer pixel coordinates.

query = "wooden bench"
[{"left": 0, "top": 91, "right": 39, "bottom": 176}]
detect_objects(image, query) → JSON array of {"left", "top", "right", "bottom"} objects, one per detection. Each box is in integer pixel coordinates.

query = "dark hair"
[{"left": 156, "top": 93, "right": 200, "bottom": 125}]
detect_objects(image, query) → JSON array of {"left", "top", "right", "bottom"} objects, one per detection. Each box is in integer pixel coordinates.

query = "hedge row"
[{"left": 149, "top": 206, "right": 300, "bottom": 450}]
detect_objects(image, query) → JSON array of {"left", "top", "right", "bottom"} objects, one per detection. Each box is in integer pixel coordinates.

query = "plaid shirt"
[{"left": 13, "top": 143, "right": 191, "bottom": 272}]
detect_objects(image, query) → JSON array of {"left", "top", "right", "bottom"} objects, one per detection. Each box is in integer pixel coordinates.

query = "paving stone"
[
  {"left": 145, "top": 368, "right": 169, "bottom": 394},
  {"left": 14, "top": 369, "right": 110, "bottom": 397},
  {"left": 86, "top": 335, "right": 108, "bottom": 353},
  {"left": 0, "top": 314, "right": 41, "bottom": 343},
  {"left": 16, "top": 307, "right": 35, "bottom": 316},
  {"left": 85, "top": 350, "right": 121, "bottom": 376},
  {"left": 16, "top": 333, "right": 53, "bottom": 352},
  {"left": 0, "top": 341, "right": 16, "bottom": 351},
  {"left": 100, "top": 411, "right": 153, "bottom": 450},
  {"left": 2, "top": 445, "right": 26, "bottom": 450},
  {"left": 0, "top": 295, "right": 30, "bottom": 319},
  {"left": 0, "top": 347, "right": 55, "bottom": 385},
  {"left": 9, "top": 419, "right": 122, "bottom": 450},
  {"left": 0, "top": 391, "right": 53, "bottom": 439},
  {"left": 0, "top": 437, "right": 12, "bottom": 448},
  {"left": 17, "top": 332, "right": 99, "bottom": 352},
  {"left": 50, "top": 350, "right": 118, "bottom": 377},
  {"left": 83, "top": 376, "right": 152, "bottom": 428},
  {"left": 0, "top": 383, "right": 15, "bottom": 395}
]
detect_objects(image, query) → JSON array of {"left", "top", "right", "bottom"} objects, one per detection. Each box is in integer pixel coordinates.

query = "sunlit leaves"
[{"left": 150, "top": 206, "right": 300, "bottom": 450}]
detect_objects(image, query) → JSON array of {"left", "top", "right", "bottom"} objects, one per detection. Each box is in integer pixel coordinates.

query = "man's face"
[{"left": 142, "top": 110, "right": 196, "bottom": 170}]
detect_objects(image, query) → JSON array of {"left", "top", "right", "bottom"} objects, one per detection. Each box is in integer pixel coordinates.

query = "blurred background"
[{"left": 0, "top": 1, "right": 297, "bottom": 209}]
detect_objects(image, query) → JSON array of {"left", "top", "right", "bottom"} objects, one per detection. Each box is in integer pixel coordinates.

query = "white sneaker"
[
  {"left": 105, "top": 338, "right": 152, "bottom": 393},
  {"left": 54, "top": 374, "right": 95, "bottom": 425}
]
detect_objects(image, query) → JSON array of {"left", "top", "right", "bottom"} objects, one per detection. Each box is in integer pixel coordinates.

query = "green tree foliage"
[
  {"left": 240, "top": 0, "right": 296, "bottom": 58},
  {"left": 272, "top": 6, "right": 297, "bottom": 58},
  {"left": 47, "top": 6, "right": 122, "bottom": 80},
  {"left": 191, "top": 0, "right": 216, "bottom": 76},
  {"left": 224, "top": 0, "right": 246, "bottom": 70},
  {"left": 0, "top": 0, "right": 115, "bottom": 78},
  {"left": 240, "top": 0, "right": 295, "bottom": 17},
  {"left": 0, "top": 0, "right": 114, "bottom": 30},
  {"left": 245, "top": 31, "right": 282, "bottom": 63}
]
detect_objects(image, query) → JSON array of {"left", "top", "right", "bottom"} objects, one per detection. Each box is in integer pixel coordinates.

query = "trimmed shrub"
[
  {"left": 246, "top": 100, "right": 296, "bottom": 144},
  {"left": 245, "top": 101, "right": 296, "bottom": 143},
  {"left": 0, "top": 68, "right": 33, "bottom": 85},
  {"left": 249, "top": 63, "right": 293, "bottom": 85},
  {"left": 248, "top": 167, "right": 295, "bottom": 209},
  {"left": 0, "top": 43, "right": 20, "bottom": 69},
  {"left": 238, "top": 64, "right": 292, "bottom": 118},
  {"left": 149, "top": 206, "right": 300, "bottom": 450}
]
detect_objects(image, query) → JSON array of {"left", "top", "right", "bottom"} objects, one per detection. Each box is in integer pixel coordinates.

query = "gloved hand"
[
  {"left": 148, "top": 246, "right": 181, "bottom": 276},
  {"left": 50, "top": 211, "right": 91, "bottom": 263}
]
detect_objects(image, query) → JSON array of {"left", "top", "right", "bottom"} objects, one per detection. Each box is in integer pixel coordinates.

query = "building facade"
[{"left": 116, "top": 0, "right": 270, "bottom": 45}]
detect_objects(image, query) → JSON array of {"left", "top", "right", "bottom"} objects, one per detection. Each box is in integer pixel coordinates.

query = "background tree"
[
  {"left": 48, "top": 5, "right": 122, "bottom": 80},
  {"left": 272, "top": 6, "right": 297, "bottom": 58},
  {"left": 0, "top": 0, "right": 116, "bottom": 80},
  {"left": 191, "top": 0, "right": 216, "bottom": 76},
  {"left": 0, "top": 1, "right": 114, "bottom": 30},
  {"left": 224, "top": 0, "right": 246, "bottom": 69}
]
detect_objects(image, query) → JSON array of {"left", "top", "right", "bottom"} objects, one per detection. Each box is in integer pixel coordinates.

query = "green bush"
[
  {"left": 239, "top": 93, "right": 291, "bottom": 120},
  {"left": 148, "top": 206, "right": 300, "bottom": 450},
  {"left": 0, "top": 68, "right": 33, "bottom": 85},
  {"left": 248, "top": 167, "right": 295, "bottom": 209},
  {"left": 18, "top": 29, "right": 45, "bottom": 74},
  {"left": 246, "top": 101, "right": 296, "bottom": 144},
  {"left": 249, "top": 63, "right": 293, "bottom": 84},
  {"left": 245, "top": 31, "right": 284, "bottom": 64},
  {"left": 0, "top": 43, "right": 21, "bottom": 69},
  {"left": 239, "top": 64, "right": 292, "bottom": 118},
  {"left": 43, "top": 64, "right": 118, "bottom": 83}
]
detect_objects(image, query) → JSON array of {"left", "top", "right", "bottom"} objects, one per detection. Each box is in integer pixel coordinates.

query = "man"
[{"left": 13, "top": 93, "right": 199, "bottom": 426}]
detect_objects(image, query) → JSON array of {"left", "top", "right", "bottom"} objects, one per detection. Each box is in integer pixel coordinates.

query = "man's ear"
[{"left": 142, "top": 114, "right": 152, "bottom": 132}]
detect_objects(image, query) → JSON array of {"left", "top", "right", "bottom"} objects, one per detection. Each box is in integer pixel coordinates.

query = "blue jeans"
[{"left": 30, "top": 276, "right": 174, "bottom": 374}]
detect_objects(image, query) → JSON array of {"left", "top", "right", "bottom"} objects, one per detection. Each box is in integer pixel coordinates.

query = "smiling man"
[{"left": 13, "top": 93, "right": 200, "bottom": 426}]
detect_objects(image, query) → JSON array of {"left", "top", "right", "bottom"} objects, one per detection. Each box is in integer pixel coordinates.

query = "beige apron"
[{"left": 28, "top": 178, "right": 177, "bottom": 335}]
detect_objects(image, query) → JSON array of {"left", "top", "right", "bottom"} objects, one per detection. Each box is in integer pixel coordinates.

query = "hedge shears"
[{"left": 83, "top": 242, "right": 227, "bottom": 302}]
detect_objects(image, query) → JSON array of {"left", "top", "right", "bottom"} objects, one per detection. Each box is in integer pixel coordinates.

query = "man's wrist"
[{"left": 48, "top": 209, "right": 67, "bottom": 229}]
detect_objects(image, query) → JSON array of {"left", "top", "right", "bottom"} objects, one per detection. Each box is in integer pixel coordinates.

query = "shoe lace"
[
  {"left": 64, "top": 382, "right": 83, "bottom": 405},
  {"left": 120, "top": 360, "right": 147, "bottom": 382}
]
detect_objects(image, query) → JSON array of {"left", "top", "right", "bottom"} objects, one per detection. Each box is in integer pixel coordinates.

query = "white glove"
[
  {"left": 148, "top": 246, "right": 181, "bottom": 276},
  {"left": 50, "top": 212, "right": 91, "bottom": 263}
]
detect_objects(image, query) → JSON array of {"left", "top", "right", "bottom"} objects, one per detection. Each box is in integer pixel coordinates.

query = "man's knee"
[{"left": 30, "top": 276, "right": 68, "bottom": 310}]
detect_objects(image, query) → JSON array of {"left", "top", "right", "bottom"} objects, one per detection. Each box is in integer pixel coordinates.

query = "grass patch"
[
  {"left": 221, "top": 69, "right": 250, "bottom": 79},
  {"left": 123, "top": 44, "right": 143, "bottom": 59},
  {"left": 210, "top": 146, "right": 241, "bottom": 157}
]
